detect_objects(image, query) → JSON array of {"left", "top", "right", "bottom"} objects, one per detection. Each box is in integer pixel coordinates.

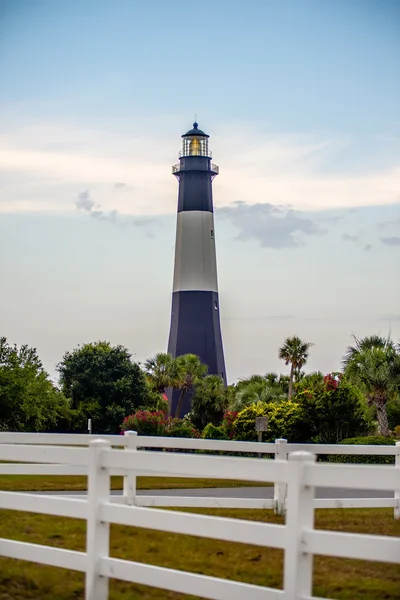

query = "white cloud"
[{"left": 0, "top": 118, "right": 399, "bottom": 215}]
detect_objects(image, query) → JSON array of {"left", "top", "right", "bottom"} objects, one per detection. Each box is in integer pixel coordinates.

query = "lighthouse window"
[{"left": 211, "top": 229, "right": 214, "bottom": 239}]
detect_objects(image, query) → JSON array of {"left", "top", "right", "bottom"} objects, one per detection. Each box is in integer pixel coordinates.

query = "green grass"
[
  {"left": 0, "top": 474, "right": 270, "bottom": 492},
  {"left": 0, "top": 508, "right": 398, "bottom": 599}
]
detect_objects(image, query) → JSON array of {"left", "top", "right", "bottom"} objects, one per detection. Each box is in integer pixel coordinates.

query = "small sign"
[{"left": 255, "top": 417, "right": 268, "bottom": 432}]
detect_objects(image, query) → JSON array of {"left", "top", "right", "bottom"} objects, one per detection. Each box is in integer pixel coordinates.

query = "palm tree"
[
  {"left": 231, "top": 378, "right": 287, "bottom": 412},
  {"left": 143, "top": 353, "right": 178, "bottom": 394},
  {"left": 174, "top": 354, "right": 208, "bottom": 418},
  {"left": 342, "top": 335, "right": 395, "bottom": 368},
  {"left": 343, "top": 335, "right": 400, "bottom": 436},
  {"left": 191, "top": 375, "right": 228, "bottom": 428},
  {"left": 278, "top": 336, "right": 314, "bottom": 401}
]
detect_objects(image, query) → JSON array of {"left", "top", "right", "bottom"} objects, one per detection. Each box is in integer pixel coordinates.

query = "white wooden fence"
[
  {"left": 0, "top": 438, "right": 399, "bottom": 600},
  {"left": 0, "top": 432, "right": 399, "bottom": 516}
]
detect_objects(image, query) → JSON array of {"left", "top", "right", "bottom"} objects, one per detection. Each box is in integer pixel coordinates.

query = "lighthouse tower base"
[{"left": 167, "top": 290, "right": 226, "bottom": 417}]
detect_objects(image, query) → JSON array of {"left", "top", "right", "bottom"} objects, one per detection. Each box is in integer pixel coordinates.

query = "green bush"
[
  {"left": 233, "top": 401, "right": 312, "bottom": 443},
  {"left": 202, "top": 423, "right": 229, "bottom": 440},
  {"left": 328, "top": 435, "right": 396, "bottom": 465},
  {"left": 166, "top": 418, "right": 200, "bottom": 438},
  {"left": 295, "top": 374, "right": 371, "bottom": 443},
  {"left": 387, "top": 399, "right": 400, "bottom": 431}
]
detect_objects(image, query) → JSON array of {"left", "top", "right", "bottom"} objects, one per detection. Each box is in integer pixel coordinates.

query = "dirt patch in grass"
[{"left": 0, "top": 508, "right": 398, "bottom": 599}]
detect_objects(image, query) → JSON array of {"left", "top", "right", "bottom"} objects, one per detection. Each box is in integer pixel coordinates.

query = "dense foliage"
[
  {"left": 1, "top": 333, "right": 399, "bottom": 443},
  {"left": 0, "top": 337, "right": 70, "bottom": 432},
  {"left": 57, "top": 341, "right": 151, "bottom": 434},
  {"left": 295, "top": 373, "right": 371, "bottom": 443},
  {"left": 121, "top": 410, "right": 199, "bottom": 438},
  {"left": 328, "top": 436, "right": 396, "bottom": 465}
]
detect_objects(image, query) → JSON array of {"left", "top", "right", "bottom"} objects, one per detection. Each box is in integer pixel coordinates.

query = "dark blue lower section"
[{"left": 167, "top": 290, "right": 227, "bottom": 417}]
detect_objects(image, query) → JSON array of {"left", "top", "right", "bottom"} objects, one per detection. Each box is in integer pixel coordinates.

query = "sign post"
[
  {"left": 255, "top": 416, "right": 268, "bottom": 458},
  {"left": 88, "top": 418, "right": 92, "bottom": 435}
]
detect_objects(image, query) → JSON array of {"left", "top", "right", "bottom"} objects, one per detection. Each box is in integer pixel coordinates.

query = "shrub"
[
  {"left": 202, "top": 423, "right": 229, "bottom": 440},
  {"left": 121, "top": 410, "right": 167, "bottom": 436},
  {"left": 387, "top": 399, "right": 400, "bottom": 431},
  {"left": 166, "top": 418, "right": 200, "bottom": 438},
  {"left": 295, "top": 374, "right": 371, "bottom": 443},
  {"left": 394, "top": 425, "right": 400, "bottom": 439},
  {"left": 328, "top": 435, "right": 396, "bottom": 465},
  {"left": 233, "top": 401, "right": 311, "bottom": 443},
  {"left": 221, "top": 411, "right": 238, "bottom": 439}
]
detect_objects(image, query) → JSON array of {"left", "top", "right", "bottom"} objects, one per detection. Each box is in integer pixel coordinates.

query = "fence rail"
[
  {"left": 1, "top": 432, "right": 399, "bottom": 516},
  {"left": 0, "top": 438, "right": 399, "bottom": 600}
]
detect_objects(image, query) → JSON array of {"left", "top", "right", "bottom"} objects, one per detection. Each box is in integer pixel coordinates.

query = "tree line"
[{"left": 0, "top": 334, "right": 399, "bottom": 442}]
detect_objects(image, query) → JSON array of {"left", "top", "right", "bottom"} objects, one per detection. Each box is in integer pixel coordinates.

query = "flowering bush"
[
  {"left": 120, "top": 410, "right": 199, "bottom": 438},
  {"left": 221, "top": 411, "right": 238, "bottom": 439},
  {"left": 121, "top": 410, "right": 167, "bottom": 436}
]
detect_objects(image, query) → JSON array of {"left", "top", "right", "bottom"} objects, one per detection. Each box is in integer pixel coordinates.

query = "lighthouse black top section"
[
  {"left": 176, "top": 160, "right": 215, "bottom": 213},
  {"left": 182, "top": 122, "right": 209, "bottom": 138}
]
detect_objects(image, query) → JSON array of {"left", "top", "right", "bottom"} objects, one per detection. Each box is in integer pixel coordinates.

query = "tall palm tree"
[
  {"left": 143, "top": 353, "right": 178, "bottom": 394},
  {"left": 343, "top": 335, "right": 400, "bottom": 436},
  {"left": 278, "top": 336, "right": 313, "bottom": 401},
  {"left": 174, "top": 354, "right": 208, "bottom": 418}
]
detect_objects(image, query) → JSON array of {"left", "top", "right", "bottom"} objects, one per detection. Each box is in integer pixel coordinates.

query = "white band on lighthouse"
[{"left": 172, "top": 210, "right": 218, "bottom": 293}]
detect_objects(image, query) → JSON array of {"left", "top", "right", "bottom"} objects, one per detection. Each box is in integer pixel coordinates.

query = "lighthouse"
[{"left": 167, "top": 122, "right": 226, "bottom": 417}]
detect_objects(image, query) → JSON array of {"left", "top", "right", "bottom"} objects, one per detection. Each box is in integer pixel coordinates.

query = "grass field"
[
  {"left": 0, "top": 474, "right": 270, "bottom": 492},
  {"left": 0, "top": 507, "right": 398, "bottom": 600}
]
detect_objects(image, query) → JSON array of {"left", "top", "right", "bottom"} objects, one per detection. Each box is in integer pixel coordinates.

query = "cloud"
[
  {"left": 342, "top": 233, "right": 359, "bottom": 242},
  {"left": 381, "top": 236, "right": 400, "bottom": 246},
  {"left": 1, "top": 117, "right": 400, "bottom": 216},
  {"left": 75, "top": 189, "right": 119, "bottom": 223},
  {"left": 379, "top": 314, "right": 400, "bottom": 321},
  {"left": 324, "top": 215, "right": 343, "bottom": 225},
  {"left": 363, "top": 244, "right": 373, "bottom": 252},
  {"left": 217, "top": 202, "right": 325, "bottom": 248},
  {"left": 75, "top": 189, "right": 157, "bottom": 231},
  {"left": 76, "top": 190, "right": 95, "bottom": 212}
]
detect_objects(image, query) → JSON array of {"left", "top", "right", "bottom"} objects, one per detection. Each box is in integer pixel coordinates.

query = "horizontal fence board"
[
  {"left": 0, "top": 491, "right": 87, "bottom": 519},
  {"left": 102, "top": 448, "right": 288, "bottom": 483},
  {"left": 99, "top": 556, "right": 285, "bottom": 600},
  {"left": 0, "top": 463, "right": 88, "bottom": 476},
  {"left": 304, "top": 529, "right": 400, "bottom": 564},
  {"left": 0, "top": 433, "right": 127, "bottom": 447},
  {"left": 0, "top": 538, "right": 86, "bottom": 571},
  {"left": 133, "top": 496, "right": 275, "bottom": 509},
  {"left": 0, "top": 444, "right": 89, "bottom": 466},
  {"left": 137, "top": 436, "right": 277, "bottom": 453},
  {"left": 100, "top": 503, "right": 285, "bottom": 548},
  {"left": 314, "top": 498, "right": 396, "bottom": 509},
  {"left": 287, "top": 443, "right": 398, "bottom": 456},
  {"left": 304, "top": 463, "right": 397, "bottom": 491}
]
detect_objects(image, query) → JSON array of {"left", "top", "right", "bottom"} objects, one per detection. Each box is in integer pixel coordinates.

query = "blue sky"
[{"left": 0, "top": 0, "right": 399, "bottom": 382}]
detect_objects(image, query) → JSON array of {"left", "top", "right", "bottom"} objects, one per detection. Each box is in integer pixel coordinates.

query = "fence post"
[
  {"left": 123, "top": 430, "right": 138, "bottom": 506},
  {"left": 274, "top": 438, "right": 288, "bottom": 515},
  {"left": 85, "top": 439, "right": 111, "bottom": 600},
  {"left": 395, "top": 442, "right": 400, "bottom": 520},
  {"left": 283, "top": 451, "right": 316, "bottom": 599}
]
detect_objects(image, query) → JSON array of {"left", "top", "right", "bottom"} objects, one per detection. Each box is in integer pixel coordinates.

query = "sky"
[{"left": 0, "top": 0, "right": 399, "bottom": 383}]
